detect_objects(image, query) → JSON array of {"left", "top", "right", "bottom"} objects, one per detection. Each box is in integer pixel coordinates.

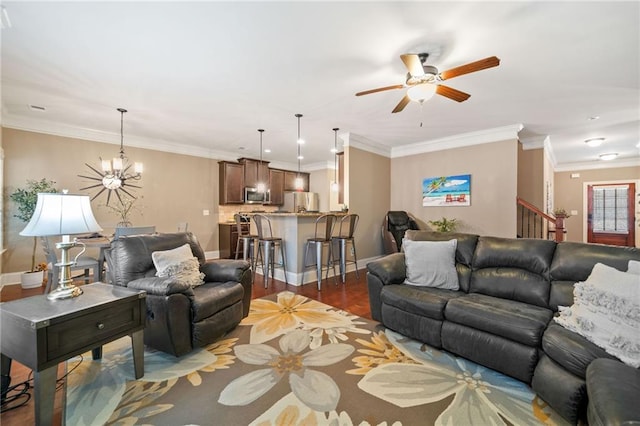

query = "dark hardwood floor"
[{"left": 0, "top": 270, "right": 371, "bottom": 425}]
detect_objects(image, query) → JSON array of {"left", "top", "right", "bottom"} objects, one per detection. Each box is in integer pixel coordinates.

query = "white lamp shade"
[
  {"left": 20, "top": 193, "right": 102, "bottom": 237},
  {"left": 407, "top": 83, "right": 437, "bottom": 102}
]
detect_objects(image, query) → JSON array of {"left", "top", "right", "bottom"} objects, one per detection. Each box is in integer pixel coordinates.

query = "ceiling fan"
[{"left": 356, "top": 53, "right": 500, "bottom": 113}]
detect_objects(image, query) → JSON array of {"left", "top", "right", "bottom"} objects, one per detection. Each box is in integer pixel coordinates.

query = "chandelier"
[{"left": 79, "top": 108, "right": 143, "bottom": 205}]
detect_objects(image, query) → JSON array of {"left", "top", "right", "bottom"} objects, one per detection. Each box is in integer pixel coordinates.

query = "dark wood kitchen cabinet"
[
  {"left": 218, "top": 223, "right": 249, "bottom": 259},
  {"left": 268, "top": 169, "right": 285, "bottom": 205},
  {"left": 239, "top": 158, "right": 269, "bottom": 189},
  {"left": 284, "top": 171, "right": 310, "bottom": 192},
  {"left": 219, "top": 161, "right": 244, "bottom": 204}
]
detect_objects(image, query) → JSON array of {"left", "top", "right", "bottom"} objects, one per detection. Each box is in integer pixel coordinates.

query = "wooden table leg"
[
  {"left": 91, "top": 346, "right": 103, "bottom": 360},
  {"left": 33, "top": 365, "right": 57, "bottom": 426},
  {"left": 131, "top": 330, "right": 144, "bottom": 379}
]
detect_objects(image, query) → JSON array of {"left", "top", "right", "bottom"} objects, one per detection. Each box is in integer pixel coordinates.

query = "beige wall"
[
  {"left": 517, "top": 145, "right": 544, "bottom": 208},
  {"left": 554, "top": 166, "right": 640, "bottom": 245},
  {"left": 390, "top": 139, "right": 519, "bottom": 238},
  {"left": 3, "top": 128, "right": 221, "bottom": 274},
  {"left": 347, "top": 147, "right": 391, "bottom": 258}
]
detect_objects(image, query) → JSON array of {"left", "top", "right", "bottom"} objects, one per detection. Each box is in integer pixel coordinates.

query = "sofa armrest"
[
  {"left": 367, "top": 253, "right": 406, "bottom": 285},
  {"left": 126, "top": 276, "right": 194, "bottom": 297},
  {"left": 201, "top": 259, "right": 252, "bottom": 317},
  {"left": 201, "top": 259, "right": 250, "bottom": 283}
]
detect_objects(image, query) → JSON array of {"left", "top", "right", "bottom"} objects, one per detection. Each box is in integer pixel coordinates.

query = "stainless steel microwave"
[{"left": 244, "top": 187, "right": 270, "bottom": 204}]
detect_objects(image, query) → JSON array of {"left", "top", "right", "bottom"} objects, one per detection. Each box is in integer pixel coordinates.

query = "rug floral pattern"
[{"left": 66, "top": 291, "right": 567, "bottom": 425}]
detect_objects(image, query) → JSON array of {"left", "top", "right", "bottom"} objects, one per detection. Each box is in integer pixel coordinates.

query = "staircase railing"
[{"left": 516, "top": 197, "right": 566, "bottom": 242}]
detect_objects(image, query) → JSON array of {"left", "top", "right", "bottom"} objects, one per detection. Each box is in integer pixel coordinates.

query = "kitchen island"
[{"left": 249, "top": 212, "right": 349, "bottom": 286}]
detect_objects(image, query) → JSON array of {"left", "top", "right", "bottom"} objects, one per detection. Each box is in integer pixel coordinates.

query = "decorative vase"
[{"left": 21, "top": 270, "right": 44, "bottom": 289}]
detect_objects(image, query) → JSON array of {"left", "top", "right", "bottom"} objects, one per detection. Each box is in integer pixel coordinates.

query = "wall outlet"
[
  {"left": 571, "top": 210, "right": 578, "bottom": 216},
  {"left": 203, "top": 209, "right": 210, "bottom": 216},
  {"left": 570, "top": 173, "right": 580, "bottom": 178}
]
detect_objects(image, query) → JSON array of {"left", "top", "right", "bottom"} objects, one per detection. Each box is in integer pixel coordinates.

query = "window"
[{"left": 592, "top": 185, "right": 629, "bottom": 233}]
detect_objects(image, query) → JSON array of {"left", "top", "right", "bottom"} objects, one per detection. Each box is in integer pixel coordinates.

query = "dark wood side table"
[{"left": 0, "top": 283, "right": 146, "bottom": 425}]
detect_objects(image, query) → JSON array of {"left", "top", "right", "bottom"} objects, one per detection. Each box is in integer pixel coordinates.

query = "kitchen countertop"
[
  {"left": 220, "top": 211, "right": 348, "bottom": 224},
  {"left": 253, "top": 211, "right": 348, "bottom": 217}
]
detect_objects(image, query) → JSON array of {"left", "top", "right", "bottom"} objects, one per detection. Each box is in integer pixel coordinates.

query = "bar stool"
[
  {"left": 301, "top": 214, "right": 338, "bottom": 290},
  {"left": 234, "top": 214, "right": 257, "bottom": 265},
  {"left": 252, "top": 214, "right": 289, "bottom": 288},
  {"left": 332, "top": 213, "right": 360, "bottom": 283}
]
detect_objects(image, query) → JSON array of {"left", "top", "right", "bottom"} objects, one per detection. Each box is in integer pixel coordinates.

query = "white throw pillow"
[
  {"left": 152, "top": 243, "right": 205, "bottom": 287},
  {"left": 402, "top": 239, "right": 459, "bottom": 290},
  {"left": 628, "top": 260, "right": 640, "bottom": 275},
  {"left": 554, "top": 262, "right": 640, "bottom": 367}
]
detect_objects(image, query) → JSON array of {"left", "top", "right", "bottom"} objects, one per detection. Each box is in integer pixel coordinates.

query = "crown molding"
[
  {"left": 343, "top": 132, "right": 392, "bottom": 158},
  {"left": 519, "top": 134, "right": 547, "bottom": 150},
  {"left": 391, "top": 124, "right": 524, "bottom": 158},
  {"left": 2, "top": 113, "right": 242, "bottom": 162},
  {"left": 554, "top": 156, "right": 640, "bottom": 172}
]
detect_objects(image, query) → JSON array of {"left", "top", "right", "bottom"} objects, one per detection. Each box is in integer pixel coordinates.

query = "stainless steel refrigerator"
[{"left": 283, "top": 192, "right": 320, "bottom": 212}]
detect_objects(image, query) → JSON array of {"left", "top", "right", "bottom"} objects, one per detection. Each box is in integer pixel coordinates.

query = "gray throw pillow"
[
  {"left": 152, "top": 243, "right": 205, "bottom": 287},
  {"left": 402, "top": 239, "right": 459, "bottom": 290}
]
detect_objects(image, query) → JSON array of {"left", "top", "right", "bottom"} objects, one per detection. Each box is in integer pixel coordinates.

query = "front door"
[{"left": 587, "top": 183, "right": 635, "bottom": 246}]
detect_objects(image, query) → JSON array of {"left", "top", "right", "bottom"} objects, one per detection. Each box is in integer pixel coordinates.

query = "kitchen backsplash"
[{"left": 218, "top": 204, "right": 279, "bottom": 223}]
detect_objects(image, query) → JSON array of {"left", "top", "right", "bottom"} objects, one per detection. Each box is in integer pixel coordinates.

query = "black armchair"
[
  {"left": 382, "top": 211, "right": 420, "bottom": 254},
  {"left": 105, "top": 232, "right": 252, "bottom": 357}
]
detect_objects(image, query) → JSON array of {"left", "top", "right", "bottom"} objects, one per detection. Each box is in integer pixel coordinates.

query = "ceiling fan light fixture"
[
  {"left": 585, "top": 138, "right": 604, "bottom": 147},
  {"left": 599, "top": 153, "right": 618, "bottom": 161},
  {"left": 407, "top": 83, "right": 437, "bottom": 102}
]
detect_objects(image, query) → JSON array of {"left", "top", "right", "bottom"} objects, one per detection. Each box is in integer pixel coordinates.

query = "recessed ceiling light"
[
  {"left": 599, "top": 153, "right": 618, "bottom": 161},
  {"left": 587, "top": 116, "right": 600, "bottom": 121},
  {"left": 264, "top": 149, "right": 271, "bottom": 153},
  {"left": 584, "top": 138, "right": 605, "bottom": 147}
]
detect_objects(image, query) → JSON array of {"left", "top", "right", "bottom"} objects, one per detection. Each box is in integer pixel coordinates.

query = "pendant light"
[
  {"left": 331, "top": 128, "right": 340, "bottom": 192},
  {"left": 295, "top": 114, "right": 304, "bottom": 190},
  {"left": 256, "top": 129, "right": 266, "bottom": 193}
]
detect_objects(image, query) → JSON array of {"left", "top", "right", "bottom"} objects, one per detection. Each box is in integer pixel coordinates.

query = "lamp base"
[{"left": 47, "top": 285, "right": 83, "bottom": 300}]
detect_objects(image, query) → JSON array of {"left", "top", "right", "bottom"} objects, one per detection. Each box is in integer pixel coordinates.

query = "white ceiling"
[{"left": 2, "top": 1, "right": 639, "bottom": 172}]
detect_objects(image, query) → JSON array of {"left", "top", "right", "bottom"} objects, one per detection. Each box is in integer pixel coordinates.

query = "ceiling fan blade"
[
  {"left": 392, "top": 95, "right": 411, "bottom": 113},
  {"left": 436, "top": 85, "right": 471, "bottom": 102},
  {"left": 400, "top": 54, "right": 424, "bottom": 77},
  {"left": 439, "top": 56, "right": 500, "bottom": 81},
  {"left": 356, "top": 84, "right": 404, "bottom": 96}
]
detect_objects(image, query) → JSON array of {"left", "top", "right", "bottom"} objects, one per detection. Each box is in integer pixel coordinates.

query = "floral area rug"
[{"left": 65, "top": 291, "right": 567, "bottom": 425}]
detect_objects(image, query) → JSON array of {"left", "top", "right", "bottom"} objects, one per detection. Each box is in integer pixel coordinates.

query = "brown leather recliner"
[
  {"left": 105, "top": 232, "right": 252, "bottom": 357},
  {"left": 382, "top": 211, "right": 420, "bottom": 254}
]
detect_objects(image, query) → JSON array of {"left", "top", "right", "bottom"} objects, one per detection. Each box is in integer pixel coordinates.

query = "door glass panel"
[{"left": 592, "top": 185, "right": 628, "bottom": 233}]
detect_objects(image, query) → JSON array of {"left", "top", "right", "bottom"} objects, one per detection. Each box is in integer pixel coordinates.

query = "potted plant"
[
  {"left": 10, "top": 178, "right": 58, "bottom": 288},
  {"left": 429, "top": 217, "right": 458, "bottom": 233},
  {"left": 553, "top": 208, "right": 571, "bottom": 218},
  {"left": 102, "top": 195, "right": 142, "bottom": 227}
]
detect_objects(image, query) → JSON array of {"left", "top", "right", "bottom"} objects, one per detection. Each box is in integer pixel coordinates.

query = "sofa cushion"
[
  {"left": 381, "top": 284, "right": 465, "bottom": 321},
  {"left": 550, "top": 241, "right": 640, "bottom": 282},
  {"left": 109, "top": 232, "right": 207, "bottom": 287},
  {"left": 542, "top": 323, "right": 617, "bottom": 379},
  {"left": 470, "top": 237, "right": 555, "bottom": 307},
  {"left": 444, "top": 293, "right": 553, "bottom": 347},
  {"left": 402, "top": 239, "right": 459, "bottom": 290}
]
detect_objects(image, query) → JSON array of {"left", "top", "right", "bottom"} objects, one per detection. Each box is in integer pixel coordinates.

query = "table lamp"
[{"left": 20, "top": 191, "right": 102, "bottom": 300}]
